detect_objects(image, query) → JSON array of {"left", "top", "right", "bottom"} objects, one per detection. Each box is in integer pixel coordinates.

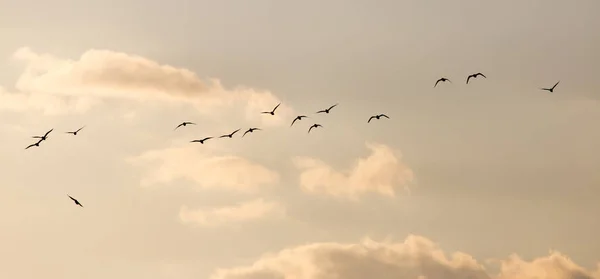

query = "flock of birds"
[{"left": 23, "top": 72, "right": 561, "bottom": 208}]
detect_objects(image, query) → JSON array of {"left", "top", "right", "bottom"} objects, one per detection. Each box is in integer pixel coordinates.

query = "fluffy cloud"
[
  {"left": 293, "top": 142, "right": 414, "bottom": 200},
  {"left": 209, "top": 235, "right": 600, "bottom": 279},
  {"left": 179, "top": 199, "right": 285, "bottom": 227},
  {"left": 128, "top": 146, "right": 279, "bottom": 193},
  {"left": 5, "top": 47, "right": 293, "bottom": 125}
]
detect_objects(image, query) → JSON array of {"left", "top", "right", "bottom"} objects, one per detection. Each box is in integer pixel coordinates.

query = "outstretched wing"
[
  {"left": 316, "top": 110, "right": 326, "bottom": 114},
  {"left": 242, "top": 130, "right": 250, "bottom": 137},
  {"left": 434, "top": 79, "right": 441, "bottom": 87},
  {"left": 368, "top": 116, "right": 375, "bottom": 123},
  {"left": 76, "top": 126, "right": 85, "bottom": 133},
  {"left": 272, "top": 103, "right": 281, "bottom": 112},
  {"left": 174, "top": 123, "right": 184, "bottom": 130},
  {"left": 477, "top": 73, "right": 486, "bottom": 78},
  {"left": 44, "top": 129, "right": 53, "bottom": 137},
  {"left": 231, "top": 129, "right": 241, "bottom": 136},
  {"left": 466, "top": 75, "right": 472, "bottom": 84},
  {"left": 551, "top": 81, "right": 560, "bottom": 90},
  {"left": 380, "top": 114, "right": 389, "bottom": 119},
  {"left": 328, "top": 103, "right": 338, "bottom": 110}
]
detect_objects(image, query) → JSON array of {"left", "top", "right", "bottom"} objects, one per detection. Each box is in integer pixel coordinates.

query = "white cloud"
[
  {"left": 128, "top": 145, "right": 279, "bottom": 193},
  {"left": 293, "top": 142, "right": 414, "bottom": 201},
  {"left": 179, "top": 199, "right": 285, "bottom": 227},
  {"left": 4, "top": 47, "right": 293, "bottom": 125},
  {"left": 209, "top": 235, "right": 600, "bottom": 279}
]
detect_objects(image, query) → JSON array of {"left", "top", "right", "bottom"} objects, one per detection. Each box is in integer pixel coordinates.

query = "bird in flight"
[
  {"left": 308, "top": 124, "right": 323, "bottom": 133},
  {"left": 541, "top": 81, "right": 560, "bottom": 93},
  {"left": 66, "top": 126, "right": 85, "bottom": 135},
  {"left": 466, "top": 73, "right": 486, "bottom": 84},
  {"left": 68, "top": 195, "right": 83, "bottom": 207},
  {"left": 25, "top": 139, "right": 43, "bottom": 150},
  {"left": 243, "top": 128, "right": 261, "bottom": 137},
  {"left": 368, "top": 114, "right": 390, "bottom": 123},
  {"left": 32, "top": 128, "right": 53, "bottom": 141},
  {"left": 316, "top": 104, "right": 338, "bottom": 114},
  {"left": 220, "top": 129, "right": 241, "bottom": 138},
  {"left": 190, "top": 137, "right": 213, "bottom": 144},
  {"left": 175, "top": 122, "right": 195, "bottom": 130},
  {"left": 434, "top": 77, "right": 451, "bottom": 87},
  {"left": 290, "top": 115, "right": 308, "bottom": 127},
  {"left": 261, "top": 103, "right": 281, "bottom": 115}
]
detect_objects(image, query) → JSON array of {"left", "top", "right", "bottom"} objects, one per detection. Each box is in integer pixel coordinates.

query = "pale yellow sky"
[{"left": 1, "top": 1, "right": 600, "bottom": 278}]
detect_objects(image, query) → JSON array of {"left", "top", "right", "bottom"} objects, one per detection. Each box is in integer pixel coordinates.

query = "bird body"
[
  {"left": 191, "top": 137, "right": 213, "bottom": 144},
  {"left": 368, "top": 114, "right": 390, "bottom": 123},
  {"left": 541, "top": 81, "right": 560, "bottom": 93},
  {"left": 434, "top": 77, "right": 451, "bottom": 87},
  {"left": 466, "top": 73, "right": 486, "bottom": 84},
  {"left": 175, "top": 122, "right": 195, "bottom": 130},
  {"left": 291, "top": 115, "right": 308, "bottom": 127},
  {"left": 243, "top": 128, "right": 261, "bottom": 137},
  {"left": 316, "top": 104, "right": 338, "bottom": 114},
  {"left": 261, "top": 103, "right": 281, "bottom": 115},
  {"left": 308, "top": 124, "right": 323, "bottom": 133}
]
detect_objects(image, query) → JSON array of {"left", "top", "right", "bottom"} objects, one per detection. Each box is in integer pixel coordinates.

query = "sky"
[{"left": 1, "top": 0, "right": 600, "bottom": 278}]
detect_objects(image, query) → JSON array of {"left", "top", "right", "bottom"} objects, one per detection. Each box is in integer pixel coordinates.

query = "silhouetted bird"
[
  {"left": 190, "top": 137, "right": 213, "bottom": 144},
  {"left": 541, "top": 81, "right": 560, "bottom": 93},
  {"left": 32, "top": 129, "right": 53, "bottom": 141},
  {"left": 368, "top": 114, "right": 390, "bottom": 123},
  {"left": 243, "top": 128, "right": 261, "bottom": 137},
  {"left": 466, "top": 73, "right": 486, "bottom": 84},
  {"left": 261, "top": 103, "right": 281, "bottom": 115},
  {"left": 25, "top": 139, "right": 43, "bottom": 150},
  {"left": 66, "top": 126, "right": 85, "bottom": 135},
  {"left": 434, "top": 77, "right": 451, "bottom": 87},
  {"left": 220, "top": 129, "right": 241, "bottom": 138},
  {"left": 308, "top": 124, "right": 323, "bottom": 133},
  {"left": 68, "top": 195, "right": 83, "bottom": 207},
  {"left": 175, "top": 122, "right": 195, "bottom": 130},
  {"left": 290, "top": 115, "right": 308, "bottom": 127},
  {"left": 316, "top": 104, "right": 338, "bottom": 114}
]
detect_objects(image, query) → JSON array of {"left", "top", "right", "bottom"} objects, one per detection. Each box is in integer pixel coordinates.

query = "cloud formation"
[
  {"left": 179, "top": 199, "right": 285, "bottom": 227},
  {"left": 128, "top": 146, "right": 280, "bottom": 193},
  {"left": 209, "top": 235, "right": 600, "bottom": 279},
  {"left": 293, "top": 142, "right": 414, "bottom": 200}
]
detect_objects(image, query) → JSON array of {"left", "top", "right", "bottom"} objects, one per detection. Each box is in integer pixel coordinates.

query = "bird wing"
[
  {"left": 291, "top": 118, "right": 298, "bottom": 126},
  {"left": 368, "top": 116, "right": 375, "bottom": 123},
  {"left": 316, "top": 110, "right": 326, "bottom": 113},
  {"left": 328, "top": 104, "right": 338, "bottom": 110},
  {"left": 76, "top": 126, "right": 85, "bottom": 132},
  {"left": 261, "top": 111, "right": 271, "bottom": 114},
  {"left": 242, "top": 130, "right": 250, "bottom": 137},
  {"left": 308, "top": 126, "right": 314, "bottom": 133},
  {"left": 552, "top": 81, "right": 560, "bottom": 89},
  {"left": 380, "top": 114, "right": 389, "bottom": 119},
  {"left": 44, "top": 129, "right": 53, "bottom": 137},
  {"left": 219, "top": 134, "right": 228, "bottom": 138},
  {"left": 68, "top": 195, "right": 76, "bottom": 202},
  {"left": 478, "top": 73, "right": 486, "bottom": 78},
  {"left": 434, "top": 79, "right": 441, "bottom": 87},
  {"left": 272, "top": 103, "right": 281, "bottom": 112},
  {"left": 231, "top": 129, "right": 241, "bottom": 135},
  {"left": 203, "top": 137, "right": 213, "bottom": 141},
  {"left": 32, "top": 136, "right": 42, "bottom": 138},
  {"left": 25, "top": 143, "right": 35, "bottom": 149},
  {"left": 190, "top": 140, "right": 200, "bottom": 143},
  {"left": 187, "top": 122, "right": 196, "bottom": 125},
  {"left": 174, "top": 123, "right": 184, "bottom": 130},
  {"left": 466, "top": 75, "right": 472, "bottom": 84}
]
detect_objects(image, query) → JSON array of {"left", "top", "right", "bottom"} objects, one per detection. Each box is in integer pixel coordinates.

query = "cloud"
[
  {"left": 293, "top": 142, "right": 414, "bottom": 201},
  {"left": 179, "top": 199, "right": 285, "bottom": 227},
  {"left": 209, "top": 235, "right": 600, "bottom": 279},
  {"left": 5, "top": 47, "right": 293, "bottom": 125},
  {"left": 128, "top": 146, "right": 280, "bottom": 193}
]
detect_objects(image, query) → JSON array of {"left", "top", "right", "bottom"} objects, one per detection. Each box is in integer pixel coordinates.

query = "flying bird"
[
  {"left": 541, "top": 81, "right": 560, "bottom": 93},
  {"left": 220, "top": 129, "right": 241, "bottom": 138},
  {"left": 190, "top": 137, "right": 213, "bottom": 144},
  {"left": 32, "top": 128, "right": 53, "bottom": 141},
  {"left": 68, "top": 195, "right": 83, "bottom": 207},
  {"left": 174, "top": 122, "right": 195, "bottom": 130},
  {"left": 261, "top": 103, "right": 281, "bottom": 115},
  {"left": 434, "top": 77, "right": 451, "bottom": 87},
  {"left": 308, "top": 124, "right": 323, "bottom": 133},
  {"left": 66, "top": 126, "right": 85, "bottom": 135},
  {"left": 25, "top": 139, "right": 43, "bottom": 150},
  {"left": 290, "top": 115, "right": 308, "bottom": 127},
  {"left": 466, "top": 73, "right": 486, "bottom": 84},
  {"left": 368, "top": 114, "right": 390, "bottom": 123},
  {"left": 316, "top": 104, "right": 338, "bottom": 114},
  {"left": 243, "top": 128, "right": 261, "bottom": 137}
]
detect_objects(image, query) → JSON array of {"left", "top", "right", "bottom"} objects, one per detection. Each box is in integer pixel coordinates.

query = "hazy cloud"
[{"left": 179, "top": 199, "right": 286, "bottom": 227}]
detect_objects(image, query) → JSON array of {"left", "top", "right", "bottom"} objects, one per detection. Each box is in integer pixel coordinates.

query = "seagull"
[
  {"left": 66, "top": 126, "right": 85, "bottom": 135},
  {"left": 466, "top": 73, "right": 486, "bottom": 84},
  {"left": 434, "top": 77, "right": 451, "bottom": 87},
  {"left": 25, "top": 139, "right": 43, "bottom": 150},
  {"left": 190, "top": 137, "right": 213, "bottom": 144},
  {"left": 290, "top": 115, "right": 308, "bottom": 127},
  {"left": 68, "top": 195, "right": 83, "bottom": 207},
  {"left": 32, "top": 128, "right": 53, "bottom": 141},
  {"left": 308, "top": 124, "right": 323, "bottom": 133},
  {"left": 219, "top": 129, "right": 241, "bottom": 138},
  {"left": 368, "top": 114, "right": 390, "bottom": 123},
  {"left": 541, "top": 81, "right": 560, "bottom": 93},
  {"left": 316, "top": 104, "right": 338, "bottom": 114},
  {"left": 174, "top": 122, "right": 195, "bottom": 130},
  {"left": 261, "top": 103, "right": 281, "bottom": 115},
  {"left": 243, "top": 128, "right": 261, "bottom": 137}
]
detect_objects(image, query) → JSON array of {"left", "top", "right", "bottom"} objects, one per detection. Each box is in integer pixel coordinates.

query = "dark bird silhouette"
[
  {"left": 243, "top": 128, "right": 261, "bottom": 137},
  {"left": 290, "top": 115, "right": 308, "bottom": 127},
  {"left": 190, "top": 137, "right": 213, "bottom": 144},
  {"left": 25, "top": 139, "right": 43, "bottom": 150},
  {"left": 261, "top": 103, "right": 281, "bottom": 115},
  {"left": 466, "top": 73, "right": 486, "bottom": 84},
  {"left": 219, "top": 129, "right": 241, "bottom": 138},
  {"left": 308, "top": 124, "right": 323, "bottom": 133},
  {"left": 368, "top": 114, "right": 390, "bottom": 123},
  {"left": 434, "top": 77, "right": 451, "bottom": 87},
  {"left": 68, "top": 195, "right": 83, "bottom": 207},
  {"left": 32, "top": 128, "right": 53, "bottom": 141},
  {"left": 66, "top": 126, "right": 85, "bottom": 135},
  {"left": 174, "top": 122, "right": 195, "bottom": 130},
  {"left": 316, "top": 104, "right": 338, "bottom": 114},
  {"left": 541, "top": 81, "right": 560, "bottom": 93}
]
